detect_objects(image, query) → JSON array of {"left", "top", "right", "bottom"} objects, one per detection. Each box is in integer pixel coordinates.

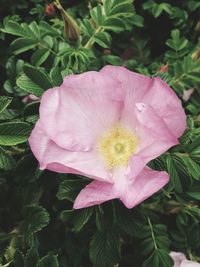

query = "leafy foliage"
[{"left": 0, "top": 0, "right": 200, "bottom": 266}]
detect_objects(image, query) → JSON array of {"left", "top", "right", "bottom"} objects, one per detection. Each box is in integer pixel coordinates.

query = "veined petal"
[
  {"left": 39, "top": 71, "right": 122, "bottom": 151},
  {"left": 119, "top": 168, "right": 169, "bottom": 209},
  {"left": 28, "top": 121, "right": 112, "bottom": 182},
  {"left": 73, "top": 180, "right": 117, "bottom": 209},
  {"left": 73, "top": 167, "right": 169, "bottom": 209},
  {"left": 101, "top": 65, "right": 152, "bottom": 103},
  {"left": 120, "top": 103, "right": 178, "bottom": 178},
  {"left": 142, "top": 77, "right": 186, "bottom": 137}
]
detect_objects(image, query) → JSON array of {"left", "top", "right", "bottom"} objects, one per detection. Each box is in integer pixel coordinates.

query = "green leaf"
[
  {"left": 143, "top": 249, "right": 173, "bottom": 267},
  {"left": 0, "top": 146, "right": 16, "bottom": 170},
  {"left": 0, "top": 122, "right": 32, "bottom": 146},
  {"left": 57, "top": 179, "right": 88, "bottom": 202},
  {"left": 0, "top": 96, "right": 12, "bottom": 114},
  {"left": 24, "top": 247, "right": 39, "bottom": 267},
  {"left": 31, "top": 48, "right": 50, "bottom": 66},
  {"left": 3, "top": 20, "right": 28, "bottom": 37},
  {"left": 23, "top": 65, "right": 53, "bottom": 90},
  {"left": 9, "top": 250, "right": 24, "bottom": 267},
  {"left": 181, "top": 156, "right": 200, "bottom": 180},
  {"left": 17, "top": 73, "right": 44, "bottom": 96},
  {"left": 50, "top": 67, "right": 63, "bottom": 86},
  {"left": 22, "top": 205, "right": 50, "bottom": 235},
  {"left": 94, "top": 32, "right": 111, "bottom": 48},
  {"left": 166, "top": 155, "right": 183, "bottom": 192},
  {"left": 11, "top": 38, "right": 38, "bottom": 55},
  {"left": 36, "top": 254, "right": 58, "bottom": 267},
  {"left": 72, "top": 207, "right": 94, "bottom": 232},
  {"left": 89, "top": 228, "right": 120, "bottom": 267},
  {"left": 17, "top": 65, "right": 53, "bottom": 96}
]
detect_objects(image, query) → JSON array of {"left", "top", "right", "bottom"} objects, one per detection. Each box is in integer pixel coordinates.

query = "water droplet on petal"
[{"left": 136, "top": 102, "right": 146, "bottom": 111}]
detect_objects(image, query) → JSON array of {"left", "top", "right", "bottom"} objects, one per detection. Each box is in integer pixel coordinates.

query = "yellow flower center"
[{"left": 99, "top": 127, "right": 138, "bottom": 169}]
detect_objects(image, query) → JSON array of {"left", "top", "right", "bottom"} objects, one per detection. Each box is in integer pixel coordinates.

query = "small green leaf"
[
  {"left": 72, "top": 207, "right": 94, "bottom": 232},
  {"left": 89, "top": 228, "right": 120, "bottom": 267},
  {"left": 0, "top": 146, "right": 15, "bottom": 170},
  {"left": 3, "top": 20, "right": 28, "bottom": 37},
  {"left": 23, "top": 65, "right": 53, "bottom": 90},
  {"left": 17, "top": 73, "right": 44, "bottom": 96},
  {"left": 166, "top": 155, "right": 183, "bottom": 192},
  {"left": 11, "top": 38, "right": 38, "bottom": 55},
  {"left": 31, "top": 48, "right": 50, "bottom": 66},
  {"left": 94, "top": 32, "right": 111, "bottom": 48},
  {"left": 24, "top": 247, "right": 39, "bottom": 267},
  {"left": 0, "top": 96, "right": 12, "bottom": 114},
  {"left": 0, "top": 122, "right": 32, "bottom": 146},
  {"left": 22, "top": 205, "right": 50, "bottom": 235},
  {"left": 36, "top": 254, "right": 58, "bottom": 267}
]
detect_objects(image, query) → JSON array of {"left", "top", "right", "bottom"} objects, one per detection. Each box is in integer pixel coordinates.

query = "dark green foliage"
[{"left": 0, "top": 0, "right": 200, "bottom": 266}]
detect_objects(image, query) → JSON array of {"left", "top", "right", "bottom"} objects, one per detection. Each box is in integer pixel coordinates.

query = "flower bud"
[
  {"left": 54, "top": 0, "right": 80, "bottom": 42},
  {"left": 45, "top": 3, "right": 56, "bottom": 16},
  {"left": 157, "top": 64, "right": 168, "bottom": 73}
]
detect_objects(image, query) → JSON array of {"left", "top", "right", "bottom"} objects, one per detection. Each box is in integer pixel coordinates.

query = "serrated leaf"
[
  {"left": 31, "top": 48, "right": 50, "bottom": 66},
  {"left": 24, "top": 247, "right": 39, "bottom": 267},
  {"left": 0, "top": 122, "right": 32, "bottom": 146},
  {"left": 166, "top": 155, "right": 183, "bottom": 193},
  {"left": 72, "top": 207, "right": 94, "bottom": 232},
  {"left": 0, "top": 96, "right": 12, "bottom": 114},
  {"left": 22, "top": 205, "right": 49, "bottom": 234},
  {"left": 36, "top": 254, "right": 58, "bottom": 267},
  {"left": 3, "top": 20, "right": 28, "bottom": 37},
  {"left": 143, "top": 249, "right": 173, "bottom": 267},
  {"left": 11, "top": 38, "right": 38, "bottom": 55},
  {"left": 23, "top": 65, "right": 53, "bottom": 90},
  {"left": 89, "top": 228, "right": 120, "bottom": 267},
  {"left": 17, "top": 73, "right": 44, "bottom": 96},
  {"left": 50, "top": 67, "right": 63, "bottom": 86},
  {"left": 94, "top": 32, "right": 111, "bottom": 48},
  {"left": 57, "top": 179, "right": 88, "bottom": 202},
  {"left": 0, "top": 146, "right": 15, "bottom": 170}
]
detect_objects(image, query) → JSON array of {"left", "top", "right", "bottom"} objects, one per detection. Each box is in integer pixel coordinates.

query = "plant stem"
[
  {"left": 84, "top": 26, "right": 103, "bottom": 49},
  {"left": 148, "top": 217, "right": 158, "bottom": 250}
]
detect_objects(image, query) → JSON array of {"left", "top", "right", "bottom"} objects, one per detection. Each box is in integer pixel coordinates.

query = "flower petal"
[
  {"left": 119, "top": 168, "right": 169, "bottom": 209},
  {"left": 39, "top": 71, "right": 123, "bottom": 151},
  {"left": 101, "top": 66, "right": 186, "bottom": 138},
  {"left": 73, "top": 180, "right": 117, "bottom": 209},
  {"left": 28, "top": 121, "right": 112, "bottom": 182},
  {"left": 101, "top": 65, "right": 152, "bottom": 103},
  {"left": 170, "top": 252, "right": 187, "bottom": 267},
  {"left": 142, "top": 77, "right": 186, "bottom": 137},
  {"left": 121, "top": 103, "right": 178, "bottom": 178}
]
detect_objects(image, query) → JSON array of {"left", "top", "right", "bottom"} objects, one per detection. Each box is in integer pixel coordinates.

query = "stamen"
[{"left": 99, "top": 127, "right": 138, "bottom": 169}]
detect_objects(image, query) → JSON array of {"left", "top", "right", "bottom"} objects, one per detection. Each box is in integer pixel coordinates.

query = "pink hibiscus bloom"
[
  {"left": 170, "top": 252, "right": 200, "bottom": 267},
  {"left": 29, "top": 66, "right": 186, "bottom": 209}
]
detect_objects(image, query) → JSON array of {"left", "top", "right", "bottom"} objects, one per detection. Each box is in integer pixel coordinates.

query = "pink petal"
[
  {"left": 28, "top": 121, "right": 112, "bottom": 182},
  {"left": 73, "top": 167, "right": 169, "bottom": 209},
  {"left": 170, "top": 252, "right": 187, "bottom": 267},
  {"left": 170, "top": 252, "right": 200, "bottom": 267},
  {"left": 73, "top": 180, "right": 117, "bottom": 209},
  {"left": 142, "top": 77, "right": 186, "bottom": 137},
  {"left": 101, "top": 66, "right": 186, "bottom": 138},
  {"left": 101, "top": 65, "right": 152, "bottom": 103},
  {"left": 182, "top": 88, "right": 194, "bottom": 102},
  {"left": 181, "top": 261, "right": 200, "bottom": 267},
  {"left": 39, "top": 71, "right": 122, "bottom": 151},
  {"left": 119, "top": 167, "right": 169, "bottom": 209},
  {"left": 120, "top": 103, "right": 178, "bottom": 178}
]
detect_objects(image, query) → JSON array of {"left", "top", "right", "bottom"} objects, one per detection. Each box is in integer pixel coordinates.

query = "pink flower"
[
  {"left": 170, "top": 252, "right": 200, "bottom": 267},
  {"left": 29, "top": 66, "right": 186, "bottom": 209},
  {"left": 22, "top": 94, "right": 40, "bottom": 103},
  {"left": 182, "top": 88, "right": 194, "bottom": 102}
]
